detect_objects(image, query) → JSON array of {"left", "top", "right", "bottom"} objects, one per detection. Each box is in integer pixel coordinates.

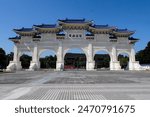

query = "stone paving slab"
[{"left": 0, "top": 70, "right": 150, "bottom": 100}]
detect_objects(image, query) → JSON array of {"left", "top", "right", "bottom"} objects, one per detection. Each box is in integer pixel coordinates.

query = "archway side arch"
[
  {"left": 117, "top": 50, "right": 130, "bottom": 70},
  {"left": 19, "top": 51, "right": 32, "bottom": 69},
  {"left": 93, "top": 49, "right": 111, "bottom": 70},
  {"left": 117, "top": 50, "right": 131, "bottom": 61}
]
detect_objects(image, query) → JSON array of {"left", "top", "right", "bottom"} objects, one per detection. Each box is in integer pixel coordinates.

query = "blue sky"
[{"left": 0, "top": 0, "right": 150, "bottom": 54}]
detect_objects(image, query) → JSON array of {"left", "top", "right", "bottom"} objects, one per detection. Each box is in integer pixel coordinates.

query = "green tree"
[
  {"left": 118, "top": 55, "right": 129, "bottom": 69},
  {"left": 0, "top": 48, "right": 7, "bottom": 69},
  {"left": 20, "top": 54, "right": 32, "bottom": 69},
  {"left": 6, "top": 52, "right": 13, "bottom": 66},
  {"left": 136, "top": 41, "right": 150, "bottom": 64},
  {"left": 40, "top": 55, "right": 57, "bottom": 69},
  {"left": 94, "top": 54, "right": 110, "bottom": 69}
]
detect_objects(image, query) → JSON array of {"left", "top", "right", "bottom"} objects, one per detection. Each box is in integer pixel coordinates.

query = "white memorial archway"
[{"left": 6, "top": 19, "right": 141, "bottom": 71}]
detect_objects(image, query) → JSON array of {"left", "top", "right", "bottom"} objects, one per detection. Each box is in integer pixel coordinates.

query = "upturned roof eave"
[
  {"left": 58, "top": 20, "right": 92, "bottom": 25},
  {"left": 89, "top": 27, "right": 116, "bottom": 30},
  {"left": 113, "top": 31, "right": 135, "bottom": 36},
  {"left": 13, "top": 29, "right": 37, "bottom": 35}
]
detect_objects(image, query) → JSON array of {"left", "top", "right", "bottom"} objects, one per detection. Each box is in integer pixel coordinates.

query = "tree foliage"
[
  {"left": 136, "top": 41, "right": 150, "bottom": 64},
  {"left": 20, "top": 54, "right": 32, "bottom": 69},
  {"left": 94, "top": 54, "right": 110, "bottom": 68},
  {"left": 40, "top": 55, "right": 57, "bottom": 68},
  {"left": 118, "top": 55, "right": 129, "bottom": 69},
  {"left": 0, "top": 48, "right": 6, "bottom": 69}
]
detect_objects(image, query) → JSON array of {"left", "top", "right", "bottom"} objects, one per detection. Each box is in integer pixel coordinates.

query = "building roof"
[
  {"left": 86, "top": 34, "right": 94, "bottom": 36},
  {"left": 58, "top": 18, "right": 91, "bottom": 24},
  {"left": 33, "top": 24, "right": 61, "bottom": 33},
  {"left": 33, "top": 24, "right": 57, "bottom": 28},
  {"left": 88, "top": 24, "right": 116, "bottom": 34},
  {"left": 11, "top": 18, "right": 136, "bottom": 38},
  {"left": 13, "top": 27, "right": 36, "bottom": 36},
  {"left": 9, "top": 36, "right": 21, "bottom": 43},
  {"left": 91, "top": 24, "right": 116, "bottom": 29},
  {"left": 128, "top": 37, "right": 139, "bottom": 44},
  {"left": 112, "top": 29, "right": 135, "bottom": 37},
  {"left": 56, "top": 33, "right": 65, "bottom": 36},
  {"left": 9, "top": 36, "right": 21, "bottom": 40},
  {"left": 128, "top": 37, "right": 139, "bottom": 40},
  {"left": 13, "top": 27, "right": 34, "bottom": 32},
  {"left": 115, "top": 29, "right": 135, "bottom": 33}
]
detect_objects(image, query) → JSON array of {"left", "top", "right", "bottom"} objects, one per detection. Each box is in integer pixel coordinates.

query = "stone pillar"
[
  {"left": 56, "top": 42, "right": 64, "bottom": 71},
  {"left": 13, "top": 44, "right": 19, "bottom": 62},
  {"left": 6, "top": 44, "right": 22, "bottom": 71},
  {"left": 29, "top": 43, "right": 39, "bottom": 71},
  {"left": 86, "top": 43, "right": 95, "bottom": 71},
  {"left": 130, "top": 47, "right": 136, "bottom": 62},
  {"left": 129, "top": 46, "right": 141, "bottom": 70},
  {"left": 110, "top": 46, "right": 121, "bottom": 70}
]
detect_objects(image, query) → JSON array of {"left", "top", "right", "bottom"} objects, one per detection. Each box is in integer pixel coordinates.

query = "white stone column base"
[
  {"left": 86, "top": 61, "right": 95, "bottom": 71},
  {"left": 56, "top": 61, "right": 64, "bottom": 71},
  {"left": 29, "top": 61, "right": 40, "bottom": 71},
  {"left": 6, "top": 61, "right": 22, "bottom": 72},
  {"left": 110, "top": 61, "right": 121, "bottom": 70},
  {"left": 129, "top": 61, "right": 142, "bottom": 70}
]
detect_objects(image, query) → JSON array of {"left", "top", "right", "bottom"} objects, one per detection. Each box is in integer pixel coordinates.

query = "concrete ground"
[{"left": 0, "top": 70, "right": 150, "bottom": 100}]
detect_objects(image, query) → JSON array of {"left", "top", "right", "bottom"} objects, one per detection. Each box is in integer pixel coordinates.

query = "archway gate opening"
[
  {"left": 39, "top": 49, "right": 57, "bottom": 69},
  {"left": 6, "top": 18, "right": 141, "bottom": 71},
  {"left": 20, "top": 52, "right": 32, "bottom": 69},
  {"left": 118, "top": 53, "right": 129, "bottom": 70},
  {"left": 94, "top": 50, "right": 111, "bottom": 70},
  {"left": 64, "top": 48, "right": 86, "bottom": 70}
]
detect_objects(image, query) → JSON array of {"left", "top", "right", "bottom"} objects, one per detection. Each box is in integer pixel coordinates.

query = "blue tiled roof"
[
  {"left": 34, "top": 24, "right": 57, "bottom": 28},
  {"left": 91, "top": 24, "right": 116, "bottom": 29},
  {"left": 58, "top": 18, "right": 90, "bottom": 23},
  {"left": 86, "top": 34, "right": 94, "bottom": 36},
  {"left": 128, "top": 37, "right": 139, "bottom": 40},
  {"left": 56, "top": 33, "right": 65, "bottom": 36},
  {"left": 14, "top": 27, "right": 33, "bottom": 32},
  {"left": 9, "top": 36, "right": 21, "bottom": 39},
  {"left": 116, "top": 29, "right": 134, "bottom": 33}
]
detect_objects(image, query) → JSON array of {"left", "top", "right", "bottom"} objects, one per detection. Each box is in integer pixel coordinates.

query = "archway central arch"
[
  {"left": 63, "top": 48, "right": 87, "bottom": 70},
  {"left": 38, "top": 49, "right": 57, "bottom": 70}
]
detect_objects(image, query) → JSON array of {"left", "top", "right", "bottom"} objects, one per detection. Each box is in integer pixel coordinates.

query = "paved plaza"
[{"left": 0, "top": 70, "right": 150, "bottom": 100}]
